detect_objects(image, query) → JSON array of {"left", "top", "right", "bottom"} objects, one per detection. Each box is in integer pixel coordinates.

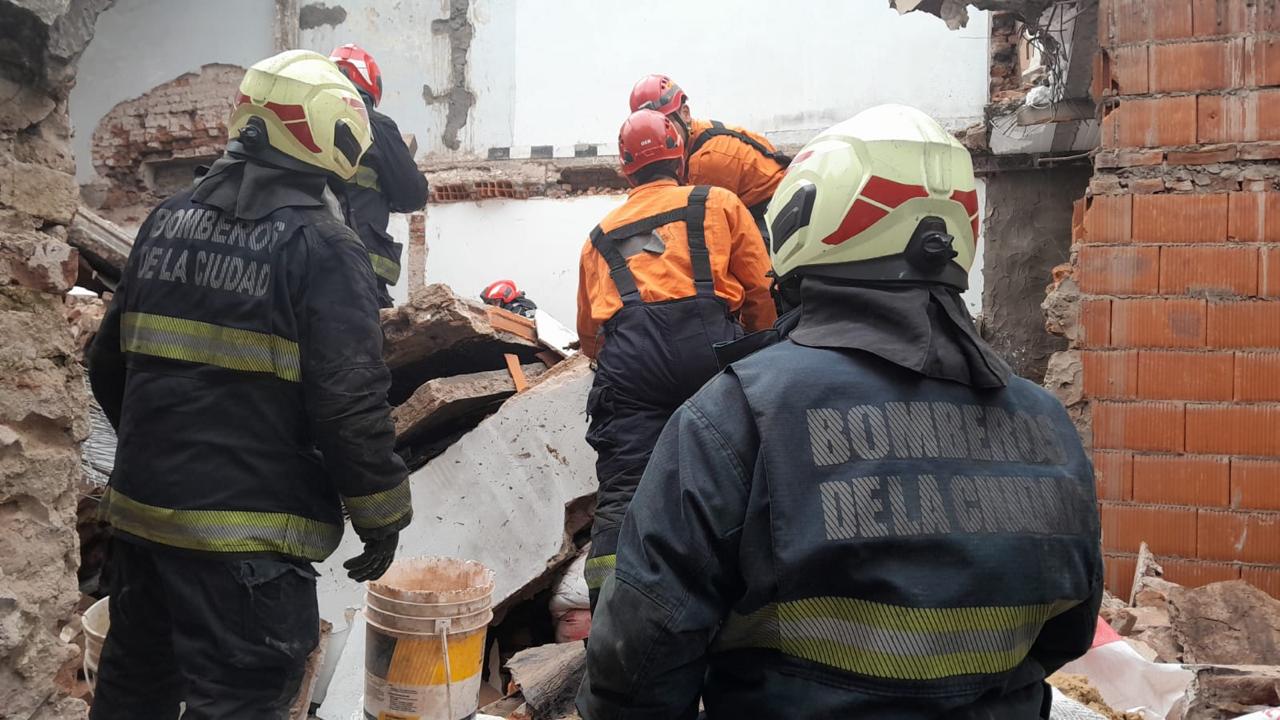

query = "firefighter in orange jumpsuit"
[
  {"left": 577, "top": 109, "right": 775, "bottom": 608},
  {"left": 629, "top": 74, "right": 790, "bottom": 241}
]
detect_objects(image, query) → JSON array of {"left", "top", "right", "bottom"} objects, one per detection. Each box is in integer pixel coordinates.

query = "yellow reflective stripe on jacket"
[
  {"left": 353, "top": 165, "right": 381, "bottom": 192},
  {"left": 343, "top": 480, "right": 411, "bottom": 530},
  {"left": 121, "top": 312, "right": 301, "bottom": 382},
  {"left": 712, "top": 596, "right": 1078, "bottom": 681},
  {"left": 368, "top": 252, "right": 401, "bottom": 285},
  {"left": 584, "top": 554, "right": 617, "bottom": 590},
  {"left": 100, "top": 488, "right": 342, "bottom": 561}
]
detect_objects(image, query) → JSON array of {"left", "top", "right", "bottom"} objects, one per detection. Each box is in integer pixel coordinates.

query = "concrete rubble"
[{"left": 381, "top": 283, "right": 543, "bottom": 403}]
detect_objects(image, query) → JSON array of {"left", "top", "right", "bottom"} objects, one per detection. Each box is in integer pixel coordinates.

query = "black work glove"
[{"left": 344, "top": 532, "right": 398, "bottom": 582}]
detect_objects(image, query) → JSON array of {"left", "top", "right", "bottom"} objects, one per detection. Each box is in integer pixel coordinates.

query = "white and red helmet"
[{"left": 329, "top": 44, "right": 383, "bottom": 106}]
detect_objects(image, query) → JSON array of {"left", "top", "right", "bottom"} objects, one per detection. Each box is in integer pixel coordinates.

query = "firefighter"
[
  {"left": 330, "top": 43, "right": 429, "bottom": 307},
  {"left": 87, "top": 50, "right": 411, "bottom": 719},
  {"left": 480, "top": 279, "right": 538, "bottom": 319},
  {"left": 629, "top": 74, "right": 789, "bottom": 240},
  {"left": 577, "top": 108, "right": 775, "bottom": 609},
  {"left": 578, "top": 105, "right": 1102, "bottom": 719}
]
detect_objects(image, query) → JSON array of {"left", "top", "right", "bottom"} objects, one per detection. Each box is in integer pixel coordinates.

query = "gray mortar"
[
  {"left": 422, "top": 0, "right": 474, "bottom": 151},
  {"left": 298, "top": 1, "right": 345, "bottom": 29}
]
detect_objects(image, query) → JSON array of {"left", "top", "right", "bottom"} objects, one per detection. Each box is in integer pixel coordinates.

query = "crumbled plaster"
[
  {"left": 422, "top": 0, "right": 474, "bottom": 151},
  {"left": 298, "top": 1, "right": 345, "bottom": 30}
]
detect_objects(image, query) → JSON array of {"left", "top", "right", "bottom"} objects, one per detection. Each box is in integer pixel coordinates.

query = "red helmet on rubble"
[
  {"left": 629, "top": 74, "right": 687, "bottom": 116},
  {"left": 329, "top": 44, "right": 383, "bottom": 106},
  {"left": 481, "top": 279, "right": 521, "bottom": 306},
  {"left": 618, "top": 109, "right": 685, "bottom": 180}
]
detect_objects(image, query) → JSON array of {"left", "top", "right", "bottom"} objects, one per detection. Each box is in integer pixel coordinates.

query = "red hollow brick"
[
  {"left": 1166, "top": 145, "right": 1239, "bottom": 165},
  {"left": 1094, "top": 401, "right": 1186, "bottom": 452},
  {"left": 1159, "top": 557, "right": 1241, "bottom": 587},
  {"left": 1160, "top": 246, "right": 1259, "bottom": 296},
  {"left": 1104, "top": 553, "right": 1139, "bottom": 599},
  {"left": 1114, "top": 0, "right": 1194, "bottom": 43},
  {"left": 1084, "top": 350, "right": 1140, "bottom": 399},
  {"left": 1229, "top": 192, "right": 1280, "bottom": 242},
  {"left": 1261, "top": 247, "right": 1280, "bottom": 296},
  {"left": 1253, "top": 36, "right": 1280, "bottom": 88},
  {"left": 1113, "top": 96, "right": 1199, "bottom": 148},
  {"left": 1133, "top": 194, "right": 1229, "bottom": 243},
  {"left": 1208, "top": 301, "right": 1280, "bottom": 349},
  {"left": 1101, "top": 503, "right": 1198, "bottom": 556},
  {"left": 1111, "top": 298, "right": 1207, "bottom": 348},
  {"left": 1082, "top": 298, "right": 1113, "bottom": 348},
  {"left": 1137, "top": 350, "right": 1235, "bottom": 401},
  {"left": 1112, "top": 45, "right": 1150, "bottom": 95},
  {"left": 1199, "top": 91, "right": 1280, "bottom": 144},
  {"left": 1242, "top": 565, "right": 1280, "bottom": 599},
  {"left": 1236, "top": 352, "right": 1280, "bottom": 401},
  {"left": 1096, "top": 450, "right": 1134, "bottom": 501},
  {"left": 1186, "top": 403, "right": 1280, "bottom": 455},
  {"left": 1079, "top": 246, "right": 1160, "bottom": 295},
  {"left": 1083, "top": 194, "right": 1134, "bottom": 243},
  {"left": 1198, "top": 509, "right": 1280, "bottom": 563},
  {"left": 1132, "top": 454, "right": 1230, "bottom": 506},
  {"left": 1232, "top": 458, "right": 1280, "bottom": 510},
  {"left": 1193, "top": 0, "right": 1253, "bottom": 36},
  {"left": 1150, "top": 39, "right": 1235, "bottom": 93}
]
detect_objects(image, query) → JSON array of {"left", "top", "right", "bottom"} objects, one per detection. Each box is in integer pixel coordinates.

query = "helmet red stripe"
[
  {"left": 820, "top": 199, "right": 889, "bottom": 246},
  {"left": 860, "top": 175, "right": 929, "bottom": 209}
]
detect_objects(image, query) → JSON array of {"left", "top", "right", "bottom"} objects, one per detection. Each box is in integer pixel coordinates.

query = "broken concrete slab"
[
  {"left": 394, "top": 364, "right": 545, "bottom": 444},
  {"left": 506, "top": 642, "right": 586, "bottom": 720},
  {"left": 1169, "top": 581, "right": 1280, "bottom": 666},
  {"left": 67, "top": 203, "right": 131, "bottom": 284},
  {"left": 315, "top": 354, "right": 596, "bottom": 626},
  {"left": 381, "top": 283, "right": 542, "bottom": 404},
  {"left": 1184, "top": 665, "right": 1280, "bottom": 719}
]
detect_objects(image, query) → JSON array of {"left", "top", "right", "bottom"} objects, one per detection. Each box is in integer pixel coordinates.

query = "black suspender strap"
[
  {"left": 590, "top": 185, "right": 715, "bottom": 304},
  {"left": 688, "top": 120, "right": 792, "bottom": 168},
  {"left": 685, "top": 186, "right": 714, "bottom": 298},
  {"left": 590, "top": 225, "right": 643, "bottom": 305}
]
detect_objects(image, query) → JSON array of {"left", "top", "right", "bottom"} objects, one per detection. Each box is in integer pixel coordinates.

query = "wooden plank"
[
  {"left": 505, "top": 353, "right": 528, "bottom": 392},
  {"left": 486, "top": 305, "right": 538, "bottom": 344}
]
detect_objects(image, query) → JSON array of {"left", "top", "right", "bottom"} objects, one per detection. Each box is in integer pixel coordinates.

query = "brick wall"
[
  {"left": 1082, "top": 0, "right": 1280, "bottom": 597},
  {"left": 90, "top": 63, "right": 242, "bottom": 209}
]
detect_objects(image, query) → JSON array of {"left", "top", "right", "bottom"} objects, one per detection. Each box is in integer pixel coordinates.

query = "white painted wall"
[
  {"left": 420, "top": 195, "right": 624, "bottom": 322},
  {"left": 419, "top": 180, "right": 986, "bottom": 327},
  {"left": 70, "top": 0, "right": 276, "bottom": 183},
  {"left": 297, "top": 0, "right": 991, "bottom": 158}
]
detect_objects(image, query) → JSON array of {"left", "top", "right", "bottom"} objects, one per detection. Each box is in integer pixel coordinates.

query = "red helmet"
[
  {"left": 629, "top": 74, "right": 687, "bottom": 116},
  {"left": 330, "top": 44, "right": 383, "bottom": 106},
  {"left": 618, "top": 109, "right": 685, "bottom": 180},
  {"left": 481, "top": 279, "right": 520, "bottom": 306}
]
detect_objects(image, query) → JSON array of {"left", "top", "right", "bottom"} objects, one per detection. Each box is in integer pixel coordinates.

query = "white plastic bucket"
[
  {"left": 364, "top": 557, "right": 494, "bottom": 720},
  {"left": 82, "top": 596, "right": 110, "bottom": 690}
]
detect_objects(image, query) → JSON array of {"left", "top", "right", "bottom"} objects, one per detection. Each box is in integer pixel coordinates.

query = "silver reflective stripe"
[
  {"left": 368, "top": 252, "right": 401, "bottom": 285},
  {"left": 713, "top": 596, "right": 1078, "bottom": 681},
  {"left": 100, "top": 488, "right": 342, "bottom": 561},
  {"left": 121, "top": 312, "right": 300, "bottom": 382},
  {"left": 343, "top": 480, "right": 411, "bottom": 530},
  {"left": 584, "top": 554, "right": 617, "bottom": 590}
]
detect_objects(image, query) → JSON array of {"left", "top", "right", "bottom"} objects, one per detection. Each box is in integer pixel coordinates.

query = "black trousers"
[
  {"left": 89, "top": 539, "right": 320, "bottom": 720},
  {"left": 583, "top": 296, "right": 743, "bottom": 609}
]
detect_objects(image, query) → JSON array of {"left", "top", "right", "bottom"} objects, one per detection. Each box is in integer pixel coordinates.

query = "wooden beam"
[{"left": 505, "top": 354, "right": 528, "bottom": 392}]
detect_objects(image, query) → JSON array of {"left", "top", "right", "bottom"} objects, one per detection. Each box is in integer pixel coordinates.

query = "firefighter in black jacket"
[
  {"left": 331, "top": 43, "right": 428, "bottom": 307},
  {"left": 578, "top": 105, "right": 1103, "bottom": 720},
  {"left": 87, "top": 51, "right": 411, "bottom": 719}
]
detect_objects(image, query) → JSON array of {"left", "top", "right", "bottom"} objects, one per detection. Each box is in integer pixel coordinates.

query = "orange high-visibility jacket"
[
  {"left": 686, "top": 119, "right": 787, "bottom": 210},
  {"left": 576, "top": 179, "right": 776, "bottom": 358}
]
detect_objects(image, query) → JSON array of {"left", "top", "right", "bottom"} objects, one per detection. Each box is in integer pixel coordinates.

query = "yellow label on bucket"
[{"left": 365, "top": 622, "right": 487, "bottom": 719}]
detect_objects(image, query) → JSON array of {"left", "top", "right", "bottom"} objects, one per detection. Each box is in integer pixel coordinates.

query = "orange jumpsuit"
[
  {"left": 686, "top": 118, "right": 788, "bottom": 213},
  {"left": 576, "top": 179, "right": 776, "bottom": 358}
]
